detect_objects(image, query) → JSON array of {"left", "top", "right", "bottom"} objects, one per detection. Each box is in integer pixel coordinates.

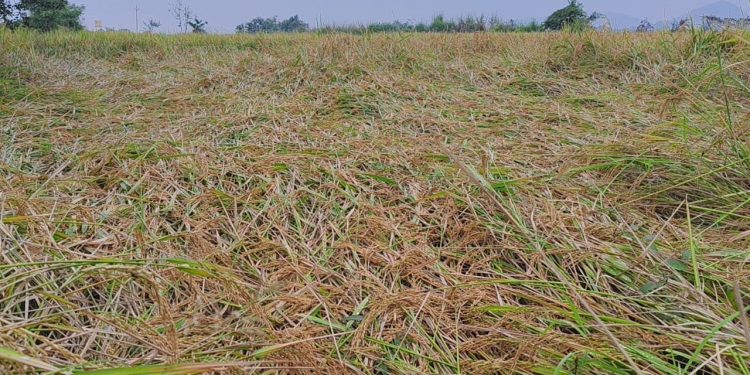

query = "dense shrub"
[{"left": 236, "top": 15, "right": 308, "bottom": 33}]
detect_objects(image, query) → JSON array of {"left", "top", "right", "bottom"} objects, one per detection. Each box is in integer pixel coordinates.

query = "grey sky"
[{"left": 75, "top": 0, "right": 750, "bottom": 33}]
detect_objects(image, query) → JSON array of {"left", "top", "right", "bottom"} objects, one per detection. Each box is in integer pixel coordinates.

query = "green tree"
[
  {"left": 143, "top": 19, "right": 161, "bottom": 33},
  {"left": 16, "top": 0, "right": 84, "bottom": 31},
  {"left": 279, "top": 15, "right": 307, "bottom": 32},
  {"left": 236, "top": 17, "right": 278, "bottom": 33},
  {"left": 1, "top": 0, "right": 14, "bottom": 25},
  {"left": 543, "top": 0, "right": 588, "bottom": 31},
  {"left": 187, "top": 16, "right": 207, "bottom": 33}
]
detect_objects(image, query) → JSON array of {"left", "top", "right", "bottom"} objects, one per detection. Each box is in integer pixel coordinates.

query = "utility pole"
[{"left": 135, "top": 5, "right": 139, "bottom": 32}]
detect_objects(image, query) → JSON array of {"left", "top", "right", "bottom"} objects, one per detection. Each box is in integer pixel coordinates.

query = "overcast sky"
[{"left": 73, "top": 0, "right": 749, "bottom": 33}]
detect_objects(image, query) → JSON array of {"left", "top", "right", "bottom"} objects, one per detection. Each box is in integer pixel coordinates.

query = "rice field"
[{"left": 1, "top": 29, "right": 750, "bottom": 374}]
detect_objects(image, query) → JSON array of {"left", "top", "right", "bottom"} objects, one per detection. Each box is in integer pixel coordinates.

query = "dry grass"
[{"left": 1, "top": 29, "right": 750, "bottom": 374}]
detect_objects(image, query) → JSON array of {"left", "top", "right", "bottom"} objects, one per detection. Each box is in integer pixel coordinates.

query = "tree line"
[
  {"left": 236, "top": 1, "right": 594, "bottom": 34},
  {"left": 0, "top": 0, "right": 628, "bottom": 34}
]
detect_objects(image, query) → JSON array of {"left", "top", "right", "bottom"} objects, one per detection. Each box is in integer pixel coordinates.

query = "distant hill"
[
  {"left": 684, "top": 1, "right": 746, "bottom": 18},
  {"left": 603, "top": 1, "right": 749, "bottom": 31}
]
